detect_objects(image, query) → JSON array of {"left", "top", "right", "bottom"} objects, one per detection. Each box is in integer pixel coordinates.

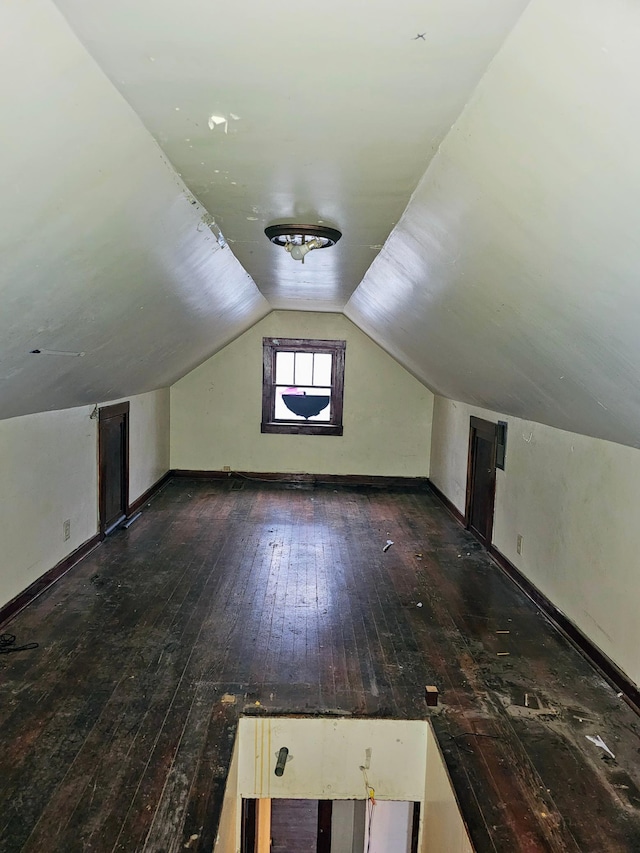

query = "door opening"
[
  {"left": 241, "top": 798, "right": 418, "bottom": 853},
  {"left": 98, "top": 402, "right": 129, "bottom": 537},
  {"left": 465, "top": 416, "right": 497, "bottom": 547}
]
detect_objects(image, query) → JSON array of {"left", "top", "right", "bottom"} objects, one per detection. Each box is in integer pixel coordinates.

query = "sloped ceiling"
[
  {"left": 347, "top": 0, "right": 640, "bottom": 448},
  {"left": 51, "top": 0, "right": 530, "bottom": 312},
  {"left": 0, "top": 0, "right": 269, "bottom": 419},
  {"left": 3, "top": 0, "right": 640, "bottom": 451}
]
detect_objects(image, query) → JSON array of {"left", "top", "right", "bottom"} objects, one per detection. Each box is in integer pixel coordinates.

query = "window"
[{"left": 261, "top": 337, "right": 346, "bottom": 435}]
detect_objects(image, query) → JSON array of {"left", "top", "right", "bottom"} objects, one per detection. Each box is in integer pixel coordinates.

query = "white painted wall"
[
  {"left": 170, "top": 312, "right": 433, "bottom": 477},
  {"left": 423, "top": 726, "right": 474, "bottom": 853},
  {"left": 364, "top": 800, "right": 412, "bottom": 853},
  {"left": 430, "top": 395, "right": 640, "bottom": 687},
  {"left": 236, "top": 718, "right": 428, "bottom": 802},
  {"left": 0, "top": 389, "right": 170, "bottom": 611},
  {"left": 0, "top": 406, "right": 98, "bottom": 610},
  {"left": 213, "top": 737, "right": 240, "bottom": 853}
]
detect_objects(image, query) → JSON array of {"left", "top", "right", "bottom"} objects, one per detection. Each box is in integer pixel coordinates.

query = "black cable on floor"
[{"left": 0, "top": 633, "right": 39, "bottom": 654}]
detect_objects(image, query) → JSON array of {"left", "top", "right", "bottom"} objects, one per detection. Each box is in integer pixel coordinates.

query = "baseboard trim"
[
  {"left": 427, "top": 479, "right": 640, "bottom": 715},
  {"left": 427, "top": 479, "right": 465, "bottom": 524},
  {"left": 487, "top": 544, "right": 640, "bottom": 714},
  {"left": 0, "top": 472, "right": 172, "bottom": 629},
  {"left": 171, "top": 470, "right": 430, "bottom": 488},
  {"left": 0, "top": 533, "right": 101, "bottom": 628},
  {"left": 128, "top": 470, "right": 172, "bottom": 516}
]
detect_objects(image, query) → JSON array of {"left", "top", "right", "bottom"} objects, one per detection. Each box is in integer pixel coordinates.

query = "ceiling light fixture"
[{"left": 265, "top": 224, "right": 342, "bottom": 263}]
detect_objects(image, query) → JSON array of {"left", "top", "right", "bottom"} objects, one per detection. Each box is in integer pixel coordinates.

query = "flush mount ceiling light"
[{"left": 265, "top": 224, "right": 342, "bottom": 263}]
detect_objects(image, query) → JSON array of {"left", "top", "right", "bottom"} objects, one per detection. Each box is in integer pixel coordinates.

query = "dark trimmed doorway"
[
  {"left": 465, "top": 415, "right": 497, "bottom": 547},
  {"left": 98, "top": 401, "right": 129, "bottom": 537}
]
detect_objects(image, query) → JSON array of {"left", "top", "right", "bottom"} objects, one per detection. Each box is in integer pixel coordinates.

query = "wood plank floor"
[{"left": 1, "top": 478, "right": 640, "bottom": 852}]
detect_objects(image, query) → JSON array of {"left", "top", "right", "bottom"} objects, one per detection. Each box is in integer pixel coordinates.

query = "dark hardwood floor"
[{"left": 1, "top": 478, "right": 640, "bottom": 852}]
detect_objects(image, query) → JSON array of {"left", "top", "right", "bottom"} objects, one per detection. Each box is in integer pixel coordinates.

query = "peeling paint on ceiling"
[
  {"left": 4, "top": 0, "right": 640, "bottom": 452},
  {"left": 51, "top": 0, "right": 531, "bottom": 310}
]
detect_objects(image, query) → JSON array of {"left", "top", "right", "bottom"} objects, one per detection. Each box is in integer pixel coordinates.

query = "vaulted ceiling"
[{"left": 2, "top": 0, "right": 640, "bottom": 448}]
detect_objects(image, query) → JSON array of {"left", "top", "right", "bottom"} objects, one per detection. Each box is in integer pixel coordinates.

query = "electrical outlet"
[
  {"left": 63, "top": 519, "right": 71, "bottom": 541},
  {"left": 223, "top": 465, "right": 231, "bottom": 472},
  {"left": 516, "top": 534, "right": 523, "bottom": 555}
]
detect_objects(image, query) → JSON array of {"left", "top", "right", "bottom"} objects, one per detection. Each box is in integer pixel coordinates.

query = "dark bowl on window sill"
[{"left": 282, "top": 394, "right": 330, "bottom": 419}]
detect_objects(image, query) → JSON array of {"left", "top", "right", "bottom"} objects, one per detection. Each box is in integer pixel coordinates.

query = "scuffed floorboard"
[{"left": 1, "top": 479, "right": 640, "bottom": 852}]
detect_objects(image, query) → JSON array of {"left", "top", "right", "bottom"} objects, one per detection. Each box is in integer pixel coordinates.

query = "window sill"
[{"left": 261, "top": 422, "right": 343, "bottom": 436}]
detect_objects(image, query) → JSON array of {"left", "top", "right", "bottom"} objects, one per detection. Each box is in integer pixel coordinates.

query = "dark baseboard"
[
  {"left": 171, "top": 470, "right": 430, "bottom": 488},
  {"left": 427, "top": 479, "right": 465, "bottom": 524},
  {"left": 427, "top": 479, "right": 640, "bottom": 716},
  {"left": 128, "top": 470, "right": 172, "bottom": 516},
  {"left": 487, "top": 544, "right": 640, "bottom": 715},
  {"left": 0, "top": 533, "right": 101, "bottom": 629},
  {"left": 0, "top": 471, "right": 172, "bottom": 629}
]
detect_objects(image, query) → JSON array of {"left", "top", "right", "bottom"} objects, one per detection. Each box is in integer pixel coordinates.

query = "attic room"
[{"left": 2, "top": 0, "right": 640, "bottom": 850}]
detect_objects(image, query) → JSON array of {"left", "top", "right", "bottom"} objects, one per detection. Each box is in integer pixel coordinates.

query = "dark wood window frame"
[{"left": 261, "top": 337, "right": 346, "bottom": 436}]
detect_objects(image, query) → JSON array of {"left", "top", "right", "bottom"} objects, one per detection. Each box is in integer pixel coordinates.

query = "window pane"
[
  {"left": 275, "top": 390, "right": 303, "bottom": 420},
  {"left": 275, "top": 351, "right": 294, "bottom": 385},
  {"left": 294, "top": 352, "right": 313, "bottom": 386},
  {"left": 275, "top": 386, "right": 332, "bottom": 422},
  {"left": 313, "top": 353, "right": 332, "bottom": 387},
  {"left": 261, "top": 337, "right": 345, "bottom": 435}
]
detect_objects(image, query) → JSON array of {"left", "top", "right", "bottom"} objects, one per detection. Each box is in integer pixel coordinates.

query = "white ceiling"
[
  {"left": 347, "top": 0, "right": 640, "bottom": 447},
  {"left": 0, "top": 0, "right": 268, "bottom": 418},
  {"left": 3, "top": 0, "right": 640, "bottom": 449},
  {"left": 51, "top": 0, "right": 530, "bottom": 311}
]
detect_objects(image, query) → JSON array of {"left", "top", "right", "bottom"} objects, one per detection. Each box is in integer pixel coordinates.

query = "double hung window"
[{"left": 261, "top": 337, "right": 346, "bottom": 435}]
